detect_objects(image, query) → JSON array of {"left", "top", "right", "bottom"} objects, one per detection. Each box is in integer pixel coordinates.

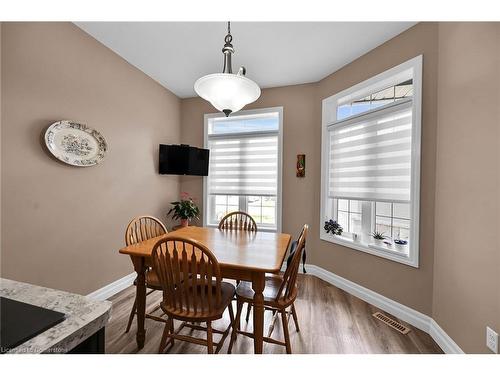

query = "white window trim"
[
  {"left": 320, "top": 55, "right": 422, "bottom": 268},
  {"left": 203, "top": 106, "right": 284, "bottom": 233}
]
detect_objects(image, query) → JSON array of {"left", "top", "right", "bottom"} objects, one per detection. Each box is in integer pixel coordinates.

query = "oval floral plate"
[{"left": 45, "top": 121, "right": 108, "bottom": 167}]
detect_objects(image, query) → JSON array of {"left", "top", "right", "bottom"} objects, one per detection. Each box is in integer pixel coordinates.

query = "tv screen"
[{"left": 159, "top": 144, "right": 209, "bottom": 176}]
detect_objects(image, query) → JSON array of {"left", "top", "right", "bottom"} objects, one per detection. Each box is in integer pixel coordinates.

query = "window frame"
[
  {"left": 320, "top": 55, "right": 422, "bottom": 267},
  {"left": 203, "top": 107, "right": 284, "bottom": 232}
]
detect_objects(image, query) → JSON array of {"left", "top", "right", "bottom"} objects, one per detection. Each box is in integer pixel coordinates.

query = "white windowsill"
[
  {"left": 367, "top": 243, "right": 409, "bottom": 258},
  {"left": 320, "top": 232, "right": 416, "bottom": 267}
]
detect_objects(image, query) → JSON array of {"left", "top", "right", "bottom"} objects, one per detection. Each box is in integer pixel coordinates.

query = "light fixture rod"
[{"left": 222, "top": 21, "right": 234, "bottom": 74}]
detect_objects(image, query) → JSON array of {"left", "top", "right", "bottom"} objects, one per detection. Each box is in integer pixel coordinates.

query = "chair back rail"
[
  {"left": 152, "top": 236, "right": 222, "bottom": 317},
  {"left": 218, "top": 211, "right": 258, "bottom": 232},
  {"left": 125, "top": 215, "right": 167, "bottom": 246},
  {"left": 276, "top": 224, "right": 308, "bottom": 304}
]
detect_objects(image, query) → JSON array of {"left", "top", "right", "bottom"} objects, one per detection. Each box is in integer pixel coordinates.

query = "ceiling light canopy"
[{"left": 194, "top": 22, "right": 260, "bottom": 117}]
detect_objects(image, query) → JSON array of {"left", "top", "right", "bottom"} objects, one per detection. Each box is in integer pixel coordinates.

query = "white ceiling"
[{"left": 75, "top": 22, "right": 416, "bottom": 98}]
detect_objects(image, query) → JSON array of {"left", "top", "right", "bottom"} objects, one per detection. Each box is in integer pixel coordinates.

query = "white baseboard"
[
  {"left": 86, "top": 272, "right": 136, "bottom": 301},
  {"left": 428, "top": 318, "right": 465, "bottom": 354},
  {"left": 303, "top": 264, "right": 464, "bottom": 354}
]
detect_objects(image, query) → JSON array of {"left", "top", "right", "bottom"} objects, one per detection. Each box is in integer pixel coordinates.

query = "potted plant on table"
[{"left": 167, "top": 192, "right": 200, "bottom": 227}]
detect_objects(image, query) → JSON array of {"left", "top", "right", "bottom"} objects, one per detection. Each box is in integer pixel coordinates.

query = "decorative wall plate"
[{"left": 45, "top": 120, "right": 107, "bottom": 167}]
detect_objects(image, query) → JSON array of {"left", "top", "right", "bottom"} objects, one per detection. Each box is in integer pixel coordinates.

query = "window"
[
  {"left": 204, "top": 107, "right": 283, "bottom": 231},
  {"left": 375, "top": 201, "right": 411, "bottom": 240},
  {"left": 335, "top": 199, "right": 363, "bottom": 234},
  {"left": 336, "top": 79, "right": 414, "bottom": 121},
  {"left": 321, "top": 56, "right": 422, "bottom": 267}
]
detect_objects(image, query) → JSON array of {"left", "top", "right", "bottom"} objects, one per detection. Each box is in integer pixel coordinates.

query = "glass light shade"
[{"left": 194, "top": 73, "right": 261, "bottom": 114}]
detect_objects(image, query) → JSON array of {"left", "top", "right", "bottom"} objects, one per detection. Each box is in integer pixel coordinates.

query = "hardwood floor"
[{"left": 105, "top": 274, "right": 443, "bottom": 354}]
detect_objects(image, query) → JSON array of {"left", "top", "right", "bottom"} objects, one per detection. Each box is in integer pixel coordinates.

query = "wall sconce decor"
[{"left": 296, "top": 154, "right": 305, "bottom": 177}]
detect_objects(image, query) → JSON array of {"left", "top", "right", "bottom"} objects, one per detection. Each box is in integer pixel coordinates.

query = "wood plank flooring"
[{"left": 105, "top": 274, "right": 443, "bottom": 354}]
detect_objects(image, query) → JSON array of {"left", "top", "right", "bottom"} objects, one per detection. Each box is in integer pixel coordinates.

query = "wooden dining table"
[{"left": 118, "top": 226, "right": 291, "bottom": 354}]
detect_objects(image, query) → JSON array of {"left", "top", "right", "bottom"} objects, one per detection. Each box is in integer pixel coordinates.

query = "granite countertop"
[{"left": 0, "top": 278, "right": 112, "bottom": 354}]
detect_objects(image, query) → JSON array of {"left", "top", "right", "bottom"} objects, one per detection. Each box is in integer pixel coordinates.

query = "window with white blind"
[
  {"left": 320, "top": 56, "right": 422, "bottom": 267},
  {"left": 204, "top": 107, "right": 283, "bottom": 231}
]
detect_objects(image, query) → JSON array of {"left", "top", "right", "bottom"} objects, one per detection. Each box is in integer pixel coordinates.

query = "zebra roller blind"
[
  {"left": 207, "top": 133, "right": 278, "bottom": 196},
  {"left": 328, "top": 100, "right": 413, "bottom": 203}
]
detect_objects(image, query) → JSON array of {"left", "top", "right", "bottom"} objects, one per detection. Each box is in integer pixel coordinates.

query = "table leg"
[
  {"left": 251, "top": 272, "right": 265, "bottom": 354},
  {"left": 132, "top": 256, "right": 147, "bottom": 349}
]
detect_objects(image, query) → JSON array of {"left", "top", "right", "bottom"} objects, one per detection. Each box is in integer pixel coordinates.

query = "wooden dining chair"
[
  {"left": 243, "top": 225, "right": 307, "bottom": 323},
  {"left": 152, "top": 236, "right": 236, "bottom": 354},
  {"left": 124, "top": 215, "right": 168, "bottom": 333},
  {"left": 218, "top": 211, "right": 258, "bottom": 232},
  {"left": 218, "top": 211, "right": 257, "bottom": 323},
  {"left": 228, "top": 224, "right": 308, "bottom": 354}
]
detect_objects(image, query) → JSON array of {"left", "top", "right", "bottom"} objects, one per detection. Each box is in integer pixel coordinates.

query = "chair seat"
[
  {"left": 146, "top": 269, "right": 161, "bottom": 287},
  {"left": 235, "top": 274, "right": 296, "bottom": 308},
  {"left": 161, "top": 281, "right": 235, "bottom": 321},
  {"left": 133, "top": 269, "right": 162, "bottom": 290}
]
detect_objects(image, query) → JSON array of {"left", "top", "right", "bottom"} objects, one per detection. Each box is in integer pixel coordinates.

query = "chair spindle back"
[
  {"left": 125, "top": 215, "right": 167, "bottom": 246},
  {"left": 152, "top": 237, "right": 222, "bottom": 317},
  {"left": 218, "top": 211, "right": 258, "bottom": 232},
  {"left": 276, "top": 224, "right": 308, "bottom": 303}
]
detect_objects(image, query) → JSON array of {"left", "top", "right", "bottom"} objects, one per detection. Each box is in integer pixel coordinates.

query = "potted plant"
[
  {"left": 394, "top": 239, "right": 408, "bottom": 251},
  {"left": 371, "top": 231, "right": 386, "bottom": 246},
  {"left": 167, "top": 192, "right": 200, "bottom": 227},
  {"left": 324, "top": 219, "right": 343, "bottom": 236}
]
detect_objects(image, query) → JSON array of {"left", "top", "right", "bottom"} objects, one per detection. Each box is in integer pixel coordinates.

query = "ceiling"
[{"left": 75, "top": 22, "right": 416, "bottom": 98}]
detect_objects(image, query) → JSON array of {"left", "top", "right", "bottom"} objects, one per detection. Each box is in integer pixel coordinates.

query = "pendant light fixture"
[{"left": 194, "top": 22, "right": 261, "bottom": 117}]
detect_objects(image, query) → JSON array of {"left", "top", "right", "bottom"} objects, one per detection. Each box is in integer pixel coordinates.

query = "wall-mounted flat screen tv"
[{"left": 159, "top": 144, "right": 209, "bottom": 176}]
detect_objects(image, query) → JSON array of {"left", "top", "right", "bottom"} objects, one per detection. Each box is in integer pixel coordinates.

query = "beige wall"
[
  {"left": 1, "top": 23, "right": 181, "bottom": 295},
  {"left": 180, "top": 23, "right": 438, "bottom": 315},
  {"left": 432, "top": 23, "right": 500, "bottom": 353}
]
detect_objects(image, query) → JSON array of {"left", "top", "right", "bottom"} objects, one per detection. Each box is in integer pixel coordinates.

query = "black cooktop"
[{"left": 0, "top": 297, "right": 66, "bottom": 353}]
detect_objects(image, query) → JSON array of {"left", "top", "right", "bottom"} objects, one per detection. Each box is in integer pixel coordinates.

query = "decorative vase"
[
  {"left": 394, "top": 239, "right": 408, "bottom": 251},
  {"left": 373, "top": 238, "right": 384, "bottom": 246},
  {"left": 180, "top": 219, "right": 189, "bottom": 227}
]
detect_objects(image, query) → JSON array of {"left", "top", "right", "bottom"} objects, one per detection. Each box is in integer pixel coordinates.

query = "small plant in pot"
[
  {"left": 371, "top": 230, "right": 386, "bottom": 246},
  {"left": 324, "top": 219, "right": 343, "bottom": 236},
  {"left": 167, "top": 192, "right": 200, "bottom": 227},
  {"left": 394, "top": 239, "right": 408, "bottom": 251}
]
